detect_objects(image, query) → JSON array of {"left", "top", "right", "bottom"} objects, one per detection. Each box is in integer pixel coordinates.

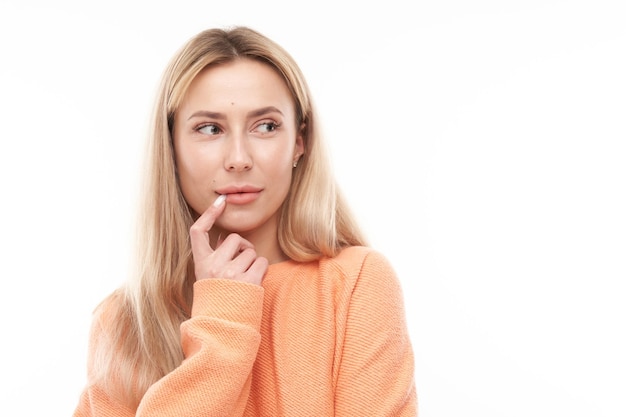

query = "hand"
[{"left": 189, "top": 195, "right": 268, "bottom": 285}]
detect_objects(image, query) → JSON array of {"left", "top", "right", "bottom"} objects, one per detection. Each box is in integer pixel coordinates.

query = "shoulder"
[
  {"left": 89, "top": 288, "right": 132, "bottom": 336},
  {"left": 318, "top": 246, "right": 398, "bottom": 291},
  {"left": 320, "top": 247, "right": 409, "bottom": 333},
  {"left": 322, "top": 245, "right": 395, "bottom": 276}
]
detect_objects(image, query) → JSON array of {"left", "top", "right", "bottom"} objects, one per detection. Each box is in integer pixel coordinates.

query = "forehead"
[{"left": 180, "top": 59, "right": 295, "bottom": 113}]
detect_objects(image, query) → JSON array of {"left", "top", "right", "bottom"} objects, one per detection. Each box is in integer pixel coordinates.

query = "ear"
[{"left": 294, "top": 122, "right": 306, "bottom": 160}]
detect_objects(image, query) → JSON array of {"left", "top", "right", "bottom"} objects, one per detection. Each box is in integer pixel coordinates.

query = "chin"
[
  {"left": 216, "top": 217, "right": 263, "bottom": 234},
  {"left": 218, "top": 209, "right": 277, "bottom": 237}
]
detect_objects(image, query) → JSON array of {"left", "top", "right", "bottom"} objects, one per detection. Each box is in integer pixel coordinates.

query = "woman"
[{"left": 73, "top": 26, "right": 417, "bottom": 416}]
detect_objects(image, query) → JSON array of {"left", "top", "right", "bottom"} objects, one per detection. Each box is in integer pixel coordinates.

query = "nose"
[{"left": 224, "top": 133, "right": 252, "bottom": 172}]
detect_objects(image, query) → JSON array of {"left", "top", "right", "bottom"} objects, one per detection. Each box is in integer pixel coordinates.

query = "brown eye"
[
  {"left": 256, "top": 122, "right": 279, "bottom": 133},
  {"left": 198, "top": 124, "right": 222, "bottom": 135}
]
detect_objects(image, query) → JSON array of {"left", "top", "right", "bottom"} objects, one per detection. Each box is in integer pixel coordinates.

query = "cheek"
[
  {"left": 271, "top": 158, "right": 296, "bottom": 194},
  {"left": 174, "top": 145, "right": 220, "bottom": 206},
  {"left": 259, "top": 147, "right": 293, "bottom": 178},
  {"left": 176, "top": 144, "right": 215, "bottom": 178},
  {"left": 257, "top": 139, "right": 295, "bottom": 164}
]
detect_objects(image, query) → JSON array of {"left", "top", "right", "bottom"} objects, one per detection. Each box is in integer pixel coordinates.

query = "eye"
[
  {"left": 197, "top": 124, "right": 222, "bottom": 135},
  {"left": 255, "top": 121, "right": 280, "bottom": 134}
]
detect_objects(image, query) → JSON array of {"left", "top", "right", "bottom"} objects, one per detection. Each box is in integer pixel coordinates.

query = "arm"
[
  {"left": 137, "top": 279, "right": 264, "bottom": 416},
  {"left": 334, "top": 250, "right": 418, "bottom": 416},
  {"left": 73, "top": 279, "right": 264, "bottom": 417},
  {"left": 74, "top": 196, "right": 267, "bottom": 417}
]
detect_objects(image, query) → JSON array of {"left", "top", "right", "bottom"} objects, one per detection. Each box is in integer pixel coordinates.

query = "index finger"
[{"left": 189, "top": 194, "right": 227, "bottom": 259}]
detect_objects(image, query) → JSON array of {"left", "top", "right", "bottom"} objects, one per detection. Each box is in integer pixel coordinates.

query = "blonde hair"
[{"left": 90, "top": 26, "right": 367, "bottom": 408}]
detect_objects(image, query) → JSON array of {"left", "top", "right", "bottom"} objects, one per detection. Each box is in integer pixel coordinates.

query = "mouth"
[{"left": 215, "top": 185, "right": 263, "bottom": 205}]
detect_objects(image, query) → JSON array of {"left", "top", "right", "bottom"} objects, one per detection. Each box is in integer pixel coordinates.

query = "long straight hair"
[{"left": 90, "top": 26, "right": 367, "bottom": 408}]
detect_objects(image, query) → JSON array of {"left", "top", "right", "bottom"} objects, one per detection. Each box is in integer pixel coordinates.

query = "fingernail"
[{"left": 213, "top": 194, "right": 226, "bottom": 207}]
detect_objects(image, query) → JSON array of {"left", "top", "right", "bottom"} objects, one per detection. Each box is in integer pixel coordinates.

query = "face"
[{"left": 173, "top": 59, "right": 304, "bottom": 243}]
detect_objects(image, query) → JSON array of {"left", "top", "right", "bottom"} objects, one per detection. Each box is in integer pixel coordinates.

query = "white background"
[{"left": 1, "top": 1, "right": 625, "bottom": 416}]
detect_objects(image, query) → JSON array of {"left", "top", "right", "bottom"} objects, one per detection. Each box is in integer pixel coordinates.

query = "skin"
[{"left": 173, "top": 58, "right": 304, "bottom": 285}]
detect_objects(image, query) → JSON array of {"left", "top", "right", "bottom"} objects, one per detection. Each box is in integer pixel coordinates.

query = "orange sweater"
[{"left": 74, "top": 246, "right": 417, "bottom": 416}]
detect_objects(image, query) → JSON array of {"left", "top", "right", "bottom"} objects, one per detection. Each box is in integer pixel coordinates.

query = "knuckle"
[
  {"left": 222, "top": 268, "right": 237, "bottom": 280},
  {"left": 189, "top": 224, "right": 203, "bottom": 236},
  {"left": 224, "top": 233, "right": 241, "bottom": 243},
  {"left": 241, "top": 247, "right": 256, "bottom": 257}
]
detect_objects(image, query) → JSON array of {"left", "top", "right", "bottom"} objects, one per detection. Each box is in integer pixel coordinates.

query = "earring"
[{"left": 293, "top": 160, "right": 299, "bottom": 168}]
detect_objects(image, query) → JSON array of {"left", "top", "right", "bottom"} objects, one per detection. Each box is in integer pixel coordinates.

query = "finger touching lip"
[{"left": 215, "top": 185, "right": 263, "bottom": 205}]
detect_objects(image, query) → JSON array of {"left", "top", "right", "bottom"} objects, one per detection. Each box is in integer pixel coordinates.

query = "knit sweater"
[{"left": 73, "top": 246, "right": 417, "bottom": 416}]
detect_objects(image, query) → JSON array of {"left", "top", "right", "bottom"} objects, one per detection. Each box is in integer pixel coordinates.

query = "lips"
[{"left": 215, "top": 185, "right": 263, "bottom": 205}]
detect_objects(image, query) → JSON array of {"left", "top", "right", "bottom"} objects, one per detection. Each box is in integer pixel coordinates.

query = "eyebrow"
[{"left": 187, "top": 106, "right": 284, "bottom": 121}]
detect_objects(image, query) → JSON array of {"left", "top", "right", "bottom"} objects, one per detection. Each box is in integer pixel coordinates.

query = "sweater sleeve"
[
  {"left": 73, "top": 279, "right": 264, "bottom": 417},
  {"left": 334, "top": 250, "right": 418, "bottom": 416}
]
